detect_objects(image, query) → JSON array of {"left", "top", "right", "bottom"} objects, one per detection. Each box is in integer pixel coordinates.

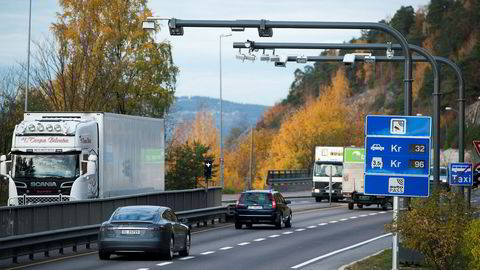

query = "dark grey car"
[
  {"left": 98, "top": 205, "right": 190, "bottom": 260},
  {"left": 234, "top": 190, "right": 292, "bottom": 229}
]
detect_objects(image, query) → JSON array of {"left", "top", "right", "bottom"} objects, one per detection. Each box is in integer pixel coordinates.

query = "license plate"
[
  {"left": 359, "top": 196, "right": 370, "bottom": 200},
  {"left": 248, "top": 205, "right": 262, "bottom": 209},
  {"left": 121, "top": 229, "right": 140, "bottom": 235}
]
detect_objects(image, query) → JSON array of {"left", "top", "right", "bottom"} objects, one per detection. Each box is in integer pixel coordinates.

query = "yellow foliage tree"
[{"left": 265, "top": 68, "right": 356, "bottom": 170}]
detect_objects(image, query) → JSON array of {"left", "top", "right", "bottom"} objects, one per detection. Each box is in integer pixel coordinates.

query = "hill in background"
[{"left": 168, "top": 96, "right": 269, "bottom": 138}]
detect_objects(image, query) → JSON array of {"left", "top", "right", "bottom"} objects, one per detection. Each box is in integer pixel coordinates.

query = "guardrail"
[
  {"left": 0, "top": 187, "right": 222, "bottom": 238},
  {"left": 267, "top": 170, "right": 312, "bottom": 192},
  {"left": 0, "top": 205, "right": 233, "bottom": 263}
]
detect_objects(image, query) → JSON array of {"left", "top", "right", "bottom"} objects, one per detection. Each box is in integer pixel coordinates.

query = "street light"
[
  {"left": 219, "top": 33, "right": 231, "bottom": 188},
  {"left": 25, "top": 0, "right": 32, "bottom": 112},
  {"left": 472, "top": 96, "right": 480, "bottom": 125}
]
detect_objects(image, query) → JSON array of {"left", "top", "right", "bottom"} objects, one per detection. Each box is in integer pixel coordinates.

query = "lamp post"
[
  {"left": 25, "top": 0, "right": 32, "bottom": 112},
  {"left": 219, "top": 33, "right": 231, "bottom": 188},
  {"left": 473, "top": 96, "right": 480, "bottom": 125}
]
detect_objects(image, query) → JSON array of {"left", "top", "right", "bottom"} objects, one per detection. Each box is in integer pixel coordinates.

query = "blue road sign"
[
  {"left": 364, "top": 115, "right": 431, "bottom": 197},
  {"left": 449, "top": 163, "right": 473, "bottom": 186}
]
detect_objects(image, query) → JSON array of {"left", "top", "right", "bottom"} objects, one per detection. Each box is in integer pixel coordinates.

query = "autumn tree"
[
  {"left": 265, "top": 68, "right": 355, "bottom": 170},
  {"left": 32, "top": 0, "right": 177, "bottom": 116}
]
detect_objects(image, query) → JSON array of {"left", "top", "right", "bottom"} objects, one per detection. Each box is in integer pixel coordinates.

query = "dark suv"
[{"left": 234, "top": 190, "right": 292, "bottom": 229}]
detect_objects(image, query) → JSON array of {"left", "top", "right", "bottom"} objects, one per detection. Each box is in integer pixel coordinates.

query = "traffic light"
[{"left": 204, "top": 159, "right": 213, "bottom": 179}]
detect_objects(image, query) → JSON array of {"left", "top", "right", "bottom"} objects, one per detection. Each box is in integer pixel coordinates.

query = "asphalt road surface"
[{"left": 2, "top": 200, "right": 393, "bottom": 270}]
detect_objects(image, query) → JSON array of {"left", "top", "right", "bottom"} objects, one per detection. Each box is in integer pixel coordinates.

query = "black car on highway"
[
  {"left": 234, "top": 190, "right": 292, "bottom": 229},
  {"left": 98, "top": 205, "right": 190, "bottom": 260}
]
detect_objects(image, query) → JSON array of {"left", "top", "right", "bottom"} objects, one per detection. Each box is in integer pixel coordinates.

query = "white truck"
[
  {"left": 342, "top": 147, "right": 392, "bottom": 210},
  {"left": 312, "top": 146, "right": 344, "bottom": 202},
  {"left": 0, "top": 112, "right": 164, "bottom": 206}
]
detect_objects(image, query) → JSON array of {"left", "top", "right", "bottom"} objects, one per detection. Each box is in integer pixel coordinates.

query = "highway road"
[{"left": 2, "top": 198, "right": 393, "bottom": 270}]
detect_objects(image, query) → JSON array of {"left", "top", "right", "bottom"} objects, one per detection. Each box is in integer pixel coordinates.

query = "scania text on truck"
[
  {"left": 0, "top": 112, "right": 164, "bottom": 206},
  {"left": 341, "top": 147, "right": 392, "bottom": 210},
  {"left": 312, "top": 146, "right": 344, "bottom": 202}
]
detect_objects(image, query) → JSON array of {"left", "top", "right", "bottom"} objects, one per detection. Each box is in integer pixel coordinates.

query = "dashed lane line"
[
  {"left": 329, "top": 220, "right": 338, "bottom": 223},
  {"left": 269, "top": 234, "right": 280, "bottom": 238},
  {"left": 156, "top": 262, "right": 173, "bottom": 266},
  {"left": 179, "top": 256, "right": 195, "bottom": 260},
  {"left": 340, "top": 218, "right": 348, "bottom": 221},
  {"left": 295, "top": 228, "right": 306, "bottom": 232},
  {"left": 238, "top": 242, "right": 250, "bottom": 246},
  {"left": 200, "top": 251, "right": 215, "bottom": 255},
  {"left": 282, "top": 231, "right": 294, "bottom": 235},
  {"left": 318, "top": 222, "right": 328, "bottom": 226},
  {"left": 349, "top": 216, "right": 358, "bottom": 219},
  {"left": 307, "top": 225, "right": 317, "bottom": 229},
  {"left": 253, "top": 238, "right": 266, "bottom": 242},
  {"left": 220, "top": 246, "right": 233, "bottom": 250}
]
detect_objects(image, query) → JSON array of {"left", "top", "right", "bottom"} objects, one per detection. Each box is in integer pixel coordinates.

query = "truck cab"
[{"left": 312, "top": 147, "right": 344, "bottom": 202}]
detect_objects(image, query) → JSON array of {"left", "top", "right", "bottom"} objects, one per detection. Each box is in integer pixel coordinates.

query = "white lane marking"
[
  {"left": 254, "top": 238, "right": 266, "bottom": 242},
  {"left": 283, "top": 231, "right": 293, "bottom": 234},
  {"left": 379, "top": 211, "right": 387, "bottom": 214},
  {"left": 349, "top": 216, "right": 358, "bottom": 219},
  {"left": 307, "top": 225, "right": 317, "bottom": 229},
  {"left": 136, "top": 268, "right": 149, "bottom": 270},
  {"left": 269, "top": 234, "right": 280, "bottom": 238},
  {"left": 238, "top": 242, "right": 250, "bottom": 246},
  {"left": 318, "top": 223, "right": 328, "bottom": 226},
  {"left": 295, "top": 228, "right": 306, "bottom": 232},
  {"left": 369, "top": 213, "right": 377, "bottom": 216},
  {"left": 157, "top": 262, "right": 173, "bottom": 266},
  {"left": 359, "top": 214, "right": 368, "bottom": 217},
  {"left": 201, "top": 251, "right": 215, "bottom": 255},
  {"left": 220, "top": 246, "right": 233, "bottom": 250},
  {"left": 180, "top": 256, "right": 195, "bottom": 260},
  {"left": 290, "top": 233, "right": 393, "bottom": 269},
  {"left": 340, "top": 218, "right": 348, "bottom": 221},
  {"left": 329, "top": 220, "right": 338, "bottom": 223}
]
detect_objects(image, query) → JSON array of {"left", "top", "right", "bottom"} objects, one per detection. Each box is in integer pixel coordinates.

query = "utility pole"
[{"left": 249, "top": 126, "right": 254, "bottom": 190}]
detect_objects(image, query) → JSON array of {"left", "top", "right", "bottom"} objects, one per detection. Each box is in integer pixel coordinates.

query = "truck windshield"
[
  {"left": 314, "top": 163, "right": 343, "bottom": 177},
  {"left": 13, "top": 154, "right": 79, "bottom": 178}
]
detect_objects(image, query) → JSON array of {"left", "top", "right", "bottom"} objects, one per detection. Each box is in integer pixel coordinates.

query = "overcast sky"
[{"left": 0, "top": 0, "right": 430, "bottom": 106}]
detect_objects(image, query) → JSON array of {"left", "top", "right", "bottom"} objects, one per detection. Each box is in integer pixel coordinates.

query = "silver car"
[{"left": 98, "top": 205, "right": 190, "bottom": 260}]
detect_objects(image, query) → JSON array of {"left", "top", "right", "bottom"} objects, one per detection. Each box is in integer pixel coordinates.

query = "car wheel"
[
  {"left": 235, "top": 222, "right": 242, "bottom": 229},
  {"left": 98, "top": 250, "right": 110, "bottom": 260},
  {"left": 163, "top": 235, "right": 174, "bottom": 260},
  {"left": 348, "top": 202, "right": 354, "bottom": 210},
  {"left": 285, "top": 214, "right": 292, "bottom": 228},
  {"left": 315, "top": 197, "right": 322, "bottom": 202},
  {"left": 357, "top": 204, "right": 363, "bottom": 209},
  {"left": 246, "top": 223, "right": 253, "bottom": 229},
  {"left": 275, "top": 214, "right": 282, "bottom": 229},
  {"left": 179, "top": 233, "right": 190, "bottom": 256}
]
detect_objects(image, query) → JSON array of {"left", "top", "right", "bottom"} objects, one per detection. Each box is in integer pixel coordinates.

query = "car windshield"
[
  {"left": 314, "top": 163, "right": 343, "bottom": 177},
  {"left": 13, "top": 153, "right": 79, "bottom": 178},
  {"left": 239, "top": 193, "right": 271, "bottom": 205},
  {"left": 111, "top": 207, "right": 158, "bottom": 222}
]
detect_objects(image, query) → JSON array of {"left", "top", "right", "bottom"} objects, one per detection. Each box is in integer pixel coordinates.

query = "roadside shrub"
[
  {"left": 463, "top": 218, "right": 480, "bottom": 270},
  {"left": 387, "top": 189, "right": 473, "bottom": 270}
]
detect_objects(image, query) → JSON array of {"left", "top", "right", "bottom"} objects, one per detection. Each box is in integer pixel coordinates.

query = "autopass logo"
[{"left": 20, "top": 137, "right": 71, "bottom": 144}]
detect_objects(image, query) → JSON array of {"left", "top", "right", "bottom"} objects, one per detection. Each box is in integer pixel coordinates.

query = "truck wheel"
[
  {"left": 357, "top": 204, "right": 363, "bottom": 209},
  {"left": 235, "top": 222, "right": 242, "bottom": 229},
  {"left": 315, "top": 197, "right": 322, "bottom": 202},
  {"left": 348, "top": 202, "right": 354, "bottom": 210},
  {"left": 98, "top": 250, "right": 110, "bottom": 260}
]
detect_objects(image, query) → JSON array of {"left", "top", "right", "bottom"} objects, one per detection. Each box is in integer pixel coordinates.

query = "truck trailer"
[
  {"left": 0, "top": 112, "right": 164, "bottom": 205},
  {"left": 341, "top": 147, "right": 392, "bottom": 210}
]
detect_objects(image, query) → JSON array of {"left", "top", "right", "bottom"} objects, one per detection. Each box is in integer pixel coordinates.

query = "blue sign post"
[
  {"left": 449, "top": 163, "right": 473, "bottom": 186},
  {"left": 364, "top": 115, "right": 431, "bottom": 197}
]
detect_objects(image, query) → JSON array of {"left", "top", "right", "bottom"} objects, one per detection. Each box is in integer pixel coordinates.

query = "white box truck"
[
  {"left": 312, "top": 146, "right": 344, "bottom": 202},
  {"left": 342, "top": 147, "right": 392, "bottom": 210},
  {"left": 0, "top": 112, "right": 164, "bottom": 205}
]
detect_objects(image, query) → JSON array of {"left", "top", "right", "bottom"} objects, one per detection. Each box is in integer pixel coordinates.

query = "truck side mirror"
[
  {"left": 0, "top": 155, "right": 6, "bottom": 175},
  {"left": 87, "top": 154, "right": 97, "bottom": 175}
]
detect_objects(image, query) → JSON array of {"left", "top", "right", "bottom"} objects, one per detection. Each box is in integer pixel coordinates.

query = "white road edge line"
[
  {"left": 156, "top": 262, "right": 173, "bottom": 266},
  {"left": 290, "top": 233, "right": 393, "bottom": 269}
]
